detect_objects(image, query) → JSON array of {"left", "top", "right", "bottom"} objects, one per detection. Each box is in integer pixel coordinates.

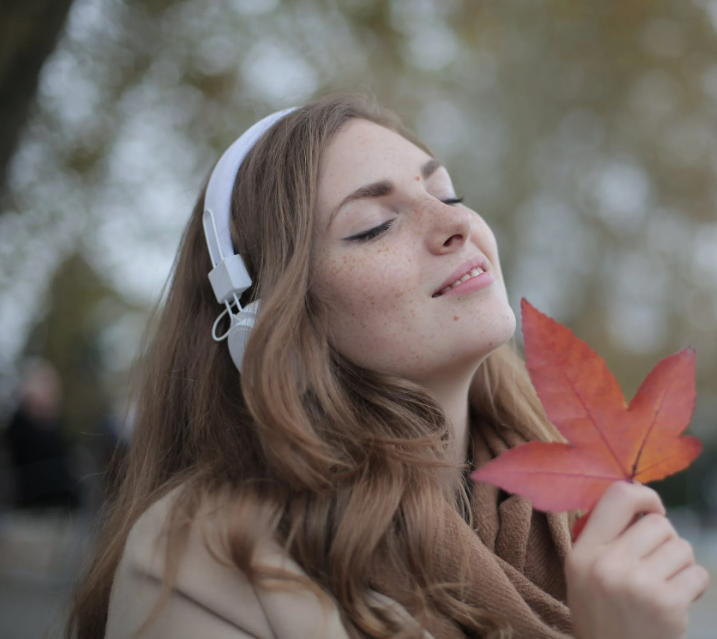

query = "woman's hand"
[{"left": 564, "top": 481, "right": 711, "bottom": 639}]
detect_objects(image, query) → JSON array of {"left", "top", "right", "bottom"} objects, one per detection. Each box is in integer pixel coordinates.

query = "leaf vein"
[
  {"left": 557, "top": 350, "right": 627, "bottom": 476},
  {"left": 630, "top": 376, "right": 672, "bottom": 476}
]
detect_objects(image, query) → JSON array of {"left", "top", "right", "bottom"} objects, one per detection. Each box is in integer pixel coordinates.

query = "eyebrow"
[{"left": 328, "top": 158, "right": 442, "bottom": 226}]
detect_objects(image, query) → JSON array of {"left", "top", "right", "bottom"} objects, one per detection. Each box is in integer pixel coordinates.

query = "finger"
[
  {"left": 576, "top": 481, "right": 665, "bottom": 548},
  {"left": 641, "top": 537, "right": 695, "bottom": 581},
  {"left": 666, "top": 563, "right": 711, "bottom": 604},
  {"left": 609, "top": 513, "right": 677, "bottom": 560}
]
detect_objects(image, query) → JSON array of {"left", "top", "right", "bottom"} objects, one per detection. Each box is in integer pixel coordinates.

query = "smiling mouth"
[{"left": 432, "top": 266, "right": 486, "bottom": 297}]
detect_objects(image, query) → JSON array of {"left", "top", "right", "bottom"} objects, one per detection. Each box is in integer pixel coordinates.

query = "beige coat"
[{"left": 106, "top": 489, "right": 433, "bottom": 639}]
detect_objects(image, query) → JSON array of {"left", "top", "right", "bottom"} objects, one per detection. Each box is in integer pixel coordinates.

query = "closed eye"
[
  {"left": 344, "top": 196, "right": 465, "bottom": 243},
  {"left": 345, "top": 220, "right": 394, "bottom": 243}
]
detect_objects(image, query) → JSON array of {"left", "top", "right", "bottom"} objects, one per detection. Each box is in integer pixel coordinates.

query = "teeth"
[{"left": 437, "top": 266, "right": 485, "bottom": 296}]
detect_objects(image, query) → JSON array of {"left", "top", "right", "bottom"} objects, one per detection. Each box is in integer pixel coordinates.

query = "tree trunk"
[{"left": 0, "top": 0, "right": 75, "bottom": 201}]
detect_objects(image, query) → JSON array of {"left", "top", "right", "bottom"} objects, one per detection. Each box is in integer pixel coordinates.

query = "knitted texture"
[{"left": 370, "top": 420, "right": 574, "bottom": 639}]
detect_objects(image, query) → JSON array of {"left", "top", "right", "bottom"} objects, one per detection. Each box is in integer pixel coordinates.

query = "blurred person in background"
[
  {"left": 66, "top": 94, "right": 709, "bottom": 639},
  {"left": 4, "top": 359, "right": 80, "bottom": 511}
]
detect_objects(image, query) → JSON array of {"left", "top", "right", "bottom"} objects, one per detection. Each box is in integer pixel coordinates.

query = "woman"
[{"left": 66, "top": 94, "right": 710, "bottom": 639}]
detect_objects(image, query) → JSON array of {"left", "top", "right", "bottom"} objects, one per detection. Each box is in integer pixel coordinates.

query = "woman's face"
[{"left": 311, "top": 119, "right": 515, "bottom": 386}]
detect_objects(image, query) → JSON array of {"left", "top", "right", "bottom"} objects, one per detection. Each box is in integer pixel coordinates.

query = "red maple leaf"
[{"left": 471, "top": 299, "right": 702, "bottom": 541}]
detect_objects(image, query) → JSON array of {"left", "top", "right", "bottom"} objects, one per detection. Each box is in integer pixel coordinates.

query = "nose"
[{"left": 424, "top": 199, "right": 473, "bottom": 255}]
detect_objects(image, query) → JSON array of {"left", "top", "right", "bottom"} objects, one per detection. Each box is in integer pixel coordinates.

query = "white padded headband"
[{"left": 203, "top": 106, "right": 298, "bottom": 304}]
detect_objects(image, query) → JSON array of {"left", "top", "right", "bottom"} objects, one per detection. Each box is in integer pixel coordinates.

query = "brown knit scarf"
[{"left": 369, "top": 420, "right": 574, "bottom": 639}]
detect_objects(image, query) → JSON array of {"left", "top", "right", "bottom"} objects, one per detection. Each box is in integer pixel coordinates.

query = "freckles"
[{"left": 412, "top": 202, "right": 433, "bottom": 224}]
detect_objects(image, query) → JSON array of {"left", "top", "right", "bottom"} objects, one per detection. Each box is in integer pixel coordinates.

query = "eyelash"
[{"left": 346, "top": 196, "right": 465, "bottom": 243}]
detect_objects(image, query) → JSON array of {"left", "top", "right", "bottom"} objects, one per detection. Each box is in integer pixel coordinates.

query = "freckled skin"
[{"left": 311, "top": 119, "right": 516, "bottom": 389}]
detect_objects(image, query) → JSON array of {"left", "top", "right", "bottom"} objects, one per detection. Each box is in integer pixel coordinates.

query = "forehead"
[{"left": 317, "top": 119, "right": 432, "bottom": 205}]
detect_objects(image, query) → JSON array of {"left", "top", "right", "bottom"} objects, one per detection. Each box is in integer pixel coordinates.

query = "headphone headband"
[
  {"left": 203, "top": 106, "right": 298, "bottom": 304},
  {"left": 202, "top": 106, "right": 298, "bottom": 372}
]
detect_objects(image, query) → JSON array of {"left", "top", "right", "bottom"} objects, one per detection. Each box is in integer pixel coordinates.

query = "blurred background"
[{"left": 1, "top": 0, "right": 716, "bottom": 637}]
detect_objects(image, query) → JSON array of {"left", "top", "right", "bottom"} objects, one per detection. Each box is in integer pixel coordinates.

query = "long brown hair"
[{"left": 66, "top": 93, "right": 569, "bottom": 639}]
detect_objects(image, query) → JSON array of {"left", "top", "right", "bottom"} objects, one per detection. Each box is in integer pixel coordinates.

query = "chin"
[
  {"left": 493, "top": 305, "right": 518, "bottom": 346},
  {"left": 465, "top": 304, "right": 517, "bottom": 361},
  {"left": 425, "top": 308, "right": 517, "bottom": 379}
]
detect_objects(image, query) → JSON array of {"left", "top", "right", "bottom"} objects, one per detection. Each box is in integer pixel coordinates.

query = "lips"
[{"left": 432, "top": 256, "right": 489, "bottom": 297}]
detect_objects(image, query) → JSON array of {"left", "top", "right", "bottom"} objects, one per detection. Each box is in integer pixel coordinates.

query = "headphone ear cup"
[{"left": 227, "top": 301, "right": 260, "bottom": 374}]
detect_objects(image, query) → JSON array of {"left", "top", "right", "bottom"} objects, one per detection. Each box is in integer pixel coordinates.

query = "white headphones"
[{"left": 202, "top": 107, "right": 298, "bottom": 373}]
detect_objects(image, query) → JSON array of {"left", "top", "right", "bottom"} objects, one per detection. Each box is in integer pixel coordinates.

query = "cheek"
[
  {"left": 476, "top": 219, "right": 500, "bottom": 257},
  {"left": 470, "top": 218, "right": 506, "bottom": 278},
  {"left": 313, "top": 246, "right": 413, "bottom": 312},
  {"left": 311, "top": 248, "right": 422, "bottom": 360}
]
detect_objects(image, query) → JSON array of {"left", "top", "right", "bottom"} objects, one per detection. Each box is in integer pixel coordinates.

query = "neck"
[{"left": 419, "top": 368, "right": 477, "bottom": 466}]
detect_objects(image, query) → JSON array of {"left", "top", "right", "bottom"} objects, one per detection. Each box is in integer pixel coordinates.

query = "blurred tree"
[
  {"left": 23, "top": 251, "right": 128, "bottom": 438},
  {"left": 0, "top": 0, "right": 75, "bottom": 201},
  {"left": 1, "top": 0, "right": 716, "bottom": 512}
]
